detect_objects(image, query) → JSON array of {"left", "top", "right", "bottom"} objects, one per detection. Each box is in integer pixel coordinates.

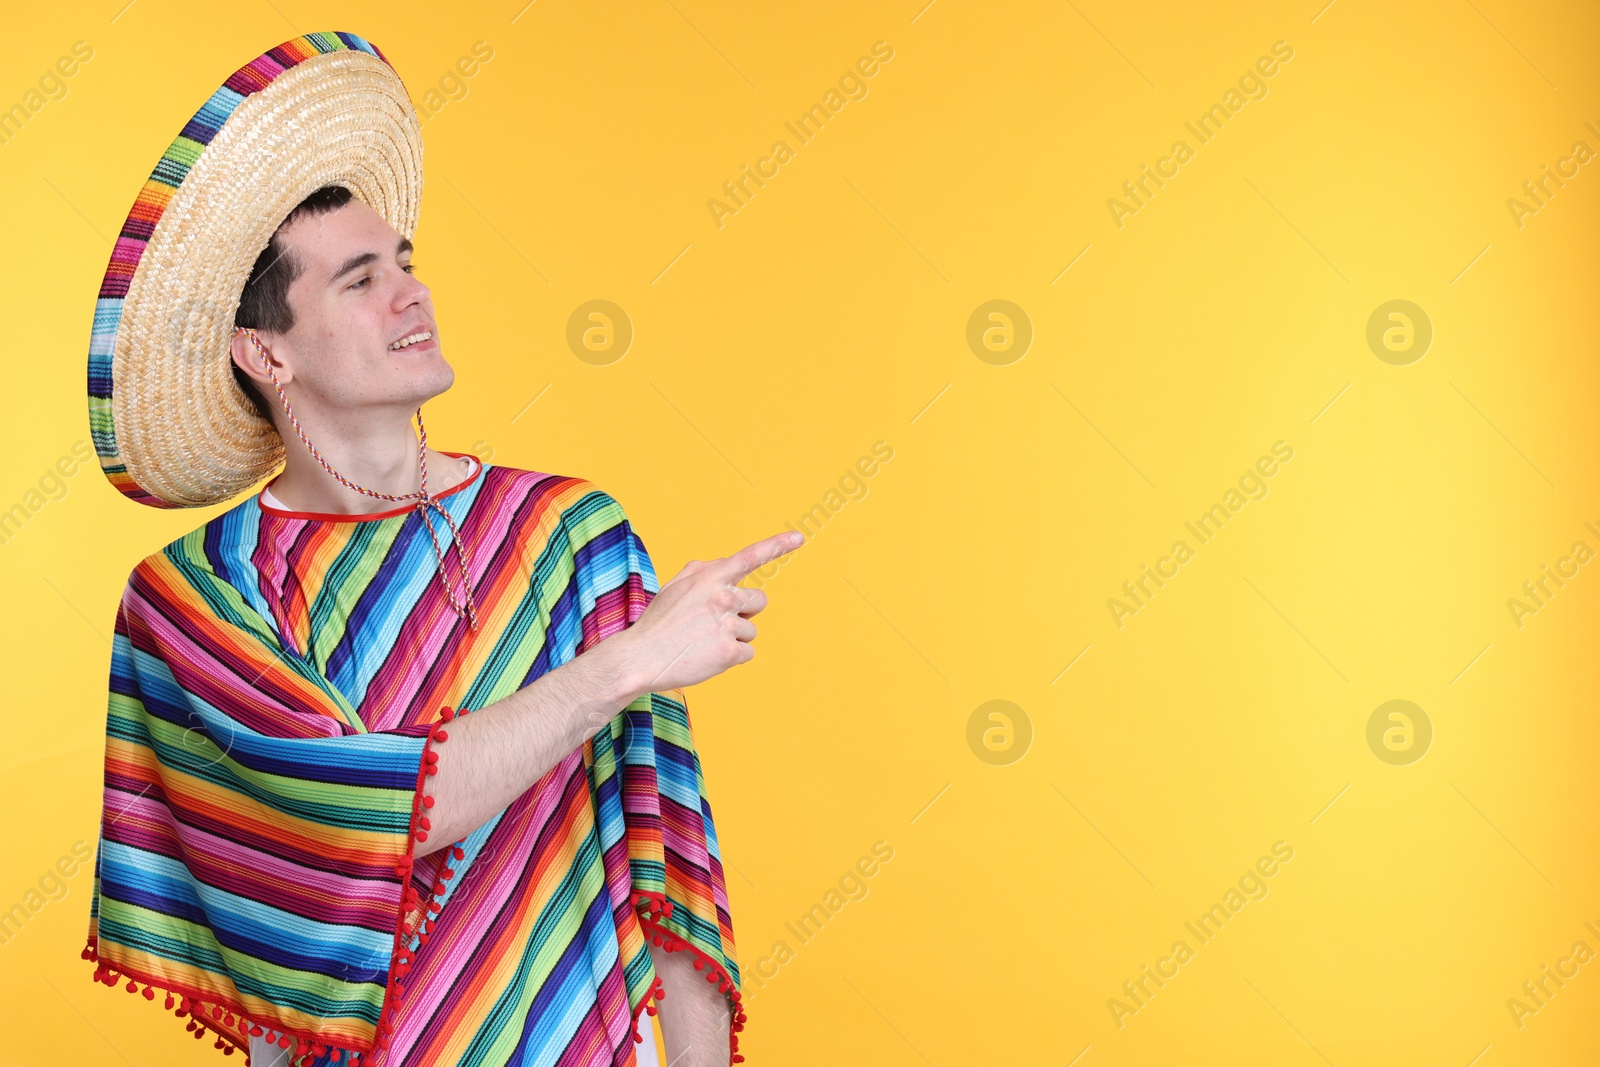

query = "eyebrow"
[{"left": 328, "top": 236, "right": 413, "bottom": 286}]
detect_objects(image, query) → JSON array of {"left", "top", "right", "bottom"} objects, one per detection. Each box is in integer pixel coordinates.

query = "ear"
[{"left": 231, "top": 328, "right": 293, "bottom": 389}]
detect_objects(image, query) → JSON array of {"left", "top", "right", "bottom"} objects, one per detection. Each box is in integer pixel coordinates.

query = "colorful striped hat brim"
[{"left": 87, "top": 32, "right": 424, "bottom": 508}]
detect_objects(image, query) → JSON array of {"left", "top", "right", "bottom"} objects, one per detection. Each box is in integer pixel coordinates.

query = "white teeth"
[{"left": 389, "top": 331, "right": 433, "bottom": 350}]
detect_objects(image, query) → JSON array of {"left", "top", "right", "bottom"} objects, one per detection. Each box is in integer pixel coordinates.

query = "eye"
[{"left": 347, "top": 264, "right": 417, "bottom": 291}]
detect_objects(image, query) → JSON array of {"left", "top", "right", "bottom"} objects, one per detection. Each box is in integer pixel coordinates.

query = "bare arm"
[
  {"left": 414, "top": 528, "right": 802, "bottom": 858},
  {"left": 649, "top": 939, "right": 732, "bottom": 1067},
  {"left": 413, "top": 632, "right": 646, "bottom": 855}
]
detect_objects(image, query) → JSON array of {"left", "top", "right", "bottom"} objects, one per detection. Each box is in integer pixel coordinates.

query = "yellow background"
[{"left": 2, "top": 0, "right": 1598, "bottom": 1063}]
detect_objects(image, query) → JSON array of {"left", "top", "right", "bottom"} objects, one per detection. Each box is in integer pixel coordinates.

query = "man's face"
[{"left": 239, "top": 198, "right": 451, "bottom": 419}]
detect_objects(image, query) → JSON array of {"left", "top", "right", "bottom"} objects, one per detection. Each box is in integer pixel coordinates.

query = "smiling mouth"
[{"left": 389, "top": 330, "right": 435, "bottom": 351}]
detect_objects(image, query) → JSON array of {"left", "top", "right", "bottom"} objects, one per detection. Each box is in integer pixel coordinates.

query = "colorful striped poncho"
[{"left": 83, "top": 454, "right": 746, "bottom": 1066}]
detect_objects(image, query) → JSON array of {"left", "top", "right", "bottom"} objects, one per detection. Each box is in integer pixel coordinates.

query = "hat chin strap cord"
[{"left": 233, "top": 326, "right": 481, "bottom": 632}]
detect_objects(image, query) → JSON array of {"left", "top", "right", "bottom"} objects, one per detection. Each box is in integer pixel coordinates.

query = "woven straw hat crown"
[{"left": 87, "top": 31, "right": 423, "bottom": 509}]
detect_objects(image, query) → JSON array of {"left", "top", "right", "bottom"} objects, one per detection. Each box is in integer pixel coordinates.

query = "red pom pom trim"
[
  {"left": 629, "top": 890, "right": 746, "bottom": 1066},
  {"left": 372, "top": 706, "right": 467, "bottom": 1055},
  {"left": 82, "top": 705, "right": 469, "bottom": 1067}
]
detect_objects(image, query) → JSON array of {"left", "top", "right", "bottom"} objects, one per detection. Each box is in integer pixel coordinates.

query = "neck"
[{"left": 264, "top": 412, "right": 470, "bottom": 516}]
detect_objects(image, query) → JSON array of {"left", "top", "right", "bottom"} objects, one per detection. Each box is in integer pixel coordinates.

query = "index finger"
[{"left": 712, "top": 530, "right": 805, "bottom": 581}]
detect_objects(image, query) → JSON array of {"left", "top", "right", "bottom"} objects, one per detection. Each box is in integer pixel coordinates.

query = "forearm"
[
  {"left": 415, "top": 634, "right": 645, "bottom": 855},
  {"left": 649, "top": 939, "right": 732, "bottom": 1067}
]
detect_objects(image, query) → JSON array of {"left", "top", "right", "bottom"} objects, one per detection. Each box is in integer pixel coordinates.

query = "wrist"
[{"left": 579, "top": 630, "right": 651, "bottom": 711}]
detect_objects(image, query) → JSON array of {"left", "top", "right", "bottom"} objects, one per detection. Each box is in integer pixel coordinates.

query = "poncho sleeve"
[
  {"left": 563, "top": 483, "right": 746, "bottom": 1065},
  {"left": 84, "top": 550, "right": 456, "bottom": 1065}
]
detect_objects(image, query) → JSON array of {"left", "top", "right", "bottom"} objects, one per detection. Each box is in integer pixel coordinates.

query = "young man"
[{"left": 82, "top": 32, "right": 797, "bottom": 1067}]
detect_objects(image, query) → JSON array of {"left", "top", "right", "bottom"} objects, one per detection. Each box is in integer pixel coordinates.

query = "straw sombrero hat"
[{"left": 87, "top": 31, "right": 423, "bottom": 509}]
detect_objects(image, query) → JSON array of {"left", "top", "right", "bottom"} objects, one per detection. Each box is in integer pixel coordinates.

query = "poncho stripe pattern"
[{"left": 84, "top": 457, "right": 745, "bottom": 1065}]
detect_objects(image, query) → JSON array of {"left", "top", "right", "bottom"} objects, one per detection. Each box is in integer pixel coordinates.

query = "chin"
[
  {"left": 384, "top": 367, "right": 454, "bottom": 411},
  {"left": 412, "top": 355, "right": 455, "bottom": 391}
]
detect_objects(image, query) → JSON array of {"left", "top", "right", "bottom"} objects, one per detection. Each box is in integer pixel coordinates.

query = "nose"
[{"left": 393, "top": 263, "right": 431, "bottom": 309}]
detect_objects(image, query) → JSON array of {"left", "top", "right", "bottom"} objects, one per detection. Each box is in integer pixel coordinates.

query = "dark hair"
[{"left": 232, "top": 184, "right": 357, "bottom": 424}]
